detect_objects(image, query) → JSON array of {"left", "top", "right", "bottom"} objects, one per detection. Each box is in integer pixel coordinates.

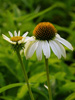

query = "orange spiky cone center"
[
  {"left": 33, "top": 22, "right": 57, "bottom": 40},
  {"left": 10, "top": 36, "right": 23, "bottom": 42}
]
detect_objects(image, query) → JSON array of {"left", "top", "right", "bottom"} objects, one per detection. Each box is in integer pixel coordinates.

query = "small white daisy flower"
[
  {"left": 2, "top": 31, "right": 28, "bottom": 44},
  {"left": 24, "top": 22, "right": 73, "bottom": 60}
]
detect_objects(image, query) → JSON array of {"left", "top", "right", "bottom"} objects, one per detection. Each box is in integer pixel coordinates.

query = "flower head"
[
  {"left": 25, "top": 22, "right": 73, "bottom": 60},
  {"left": 2, "top": 31, "right": 29, "bottom": 52},
  {"left": 2, "top": 31, "right": 28, "bottom": 45}
]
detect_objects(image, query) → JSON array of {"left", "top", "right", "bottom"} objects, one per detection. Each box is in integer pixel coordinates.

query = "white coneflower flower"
[
  {"left": 2, "top": 31, "right": 28, "bottom": 45},
  {"left": 25, "top": 22, "right": 73, "bottom": 60}
]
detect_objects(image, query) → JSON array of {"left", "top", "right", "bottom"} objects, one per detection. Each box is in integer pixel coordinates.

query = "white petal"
[
  {"left": 14, "top": 31, "right": 17, "bottom": 36},
  {"left": 54, "top": 40, "right": 66, "bottom": 58},
  {"left": 22, "top": 32, "right": 28, "bottom": 37},
  {"left": 25, "top": 41, "right": 38, "bottom": 59},
  {"left": 18, "top": 40, "right": 22, "bottom": 44},
  {"left": 56, "top": 34, "right": 60, "bottom": 38},
  {"left": 24, "top": 36, "right": 35, "bottom": 42},
  {"left": 44, "top": 84, "right": 48, "bottom": 89},
  {"left": 42, "top": 41, "right": 50, "bottom": 58},
  {"left": 24, "top": 37, "right": 31, "bottom": 42},
  {"left": 24, "top": 42, "right": 32, "bottom": 56},
  {"left": 36, "top": 41, "right": 42, "bottom": 61},
  {"left": 49, "top": 40, "right": 61, "bottom": 59},
  {"left": 18, "top": 37, "right": 25, "bottom": 44},
  {"left": 8, "top": 31, "right": 13, "bottom": 37},
  {"left": 2, "top": 34, "right": 16, "bottom": 44},
  {"left": 2, "top": 34, "right": 10, "bottom": 41},
  {"left": 55, "top": 34, "right": 73, "bottom": 50},
  {"left": 18, "top": 31, "right": 20, "bottom": 36}
]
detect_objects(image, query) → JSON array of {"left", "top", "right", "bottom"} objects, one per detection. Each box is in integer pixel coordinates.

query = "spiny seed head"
[
  {"left": 10, "top": 36, "right": 23, "bottom": 42},
  {"left": 33, "top": 22, "right": 57, "bottom": 40}
]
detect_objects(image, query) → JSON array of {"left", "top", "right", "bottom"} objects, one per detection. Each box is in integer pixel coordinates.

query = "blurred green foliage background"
[{"left": 0, "top": 0, "right": 75, "bottom": 100}]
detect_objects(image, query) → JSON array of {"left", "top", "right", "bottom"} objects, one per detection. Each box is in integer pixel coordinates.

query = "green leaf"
[
  {"left": 0, "top": 73, "right": 6, "bottom": 87},
  {"left": 17, "top": 84, "right": 28, "bottom": 99},
  {"left": 0, "top": 58, "right": 20, "bottom": 81},
  {"left": 60, "top": 62, "right": 74, "bottom": 80},
  {"left": 54, "top": 24, "right": 72, "bottom": 34},
  {"left": 0, "top": 83, "right": 24, "bottom": 93},
  {"left": 24, "top": 2, "right": 65, "bottom": 22},
  {"left": 29, "top": 72, "right": 46, "bottom": 83},
  {"left": 17, "top": 72, "right": 46, "bottom": 99},
  {"left": 16, "top": 2, "right": 65, "bottom": 23},
  {"left": 32, "top": 88, "right": 48, "bottom": 100},
  {"left": 59, "top": 82, "right": 75, "bottom": 93},
  {"left": 0, "top": 96, "right": 13, "bottom": 100},
  {"left": 65, "top": 92, "right": 75, "bottom": 100},
  {"left": 54, "top": 72, "right": 66, "bottom": 81}
]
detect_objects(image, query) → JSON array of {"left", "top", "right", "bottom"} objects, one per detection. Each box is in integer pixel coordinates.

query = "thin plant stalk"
[
  {"left": 16, "top": 50, "right": 34, "bottom": 100},
  {"left": 45, "top": 57, "right": 53, "bottom": 100}
]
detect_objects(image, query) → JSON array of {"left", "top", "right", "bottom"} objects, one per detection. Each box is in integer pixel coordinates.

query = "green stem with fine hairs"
[
  {"left": 45, "top": 57, "right": 53, "bottom": 100},
  {"left": 16, "top": 50, "right": 34, "bottom": 100}
]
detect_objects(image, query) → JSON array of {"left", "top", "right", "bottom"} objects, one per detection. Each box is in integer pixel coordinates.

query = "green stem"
[
  {"left": 45, "top": 57, "right": 53, "bottom": 100},
  {"left": 16, "top": 50, "right": 34, "bottom": 100}
]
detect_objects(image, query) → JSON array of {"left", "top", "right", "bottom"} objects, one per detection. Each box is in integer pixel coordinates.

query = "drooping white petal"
[
  {"left": 25, "top": 41, "right": 33, "bottom": 56},
  {"left": 49, "top": 40, "right": 61, "bottom": 59},
  {"left": 20, "top": 36, "right": 35, "bottom": 45},
  {"left": 56, "top": 34, "right": 60, "bottom": 38},
  {"left": 24, "top": 36, "right": 35, "bottom": 42},
  {"left": 25, "top": 41, "right": 38, "bottom": 59},
  {"left": 2, "top": 34, "right": 16, "bottom": 44},
  {"left": 42, "top": 41, "right": 50, "bottom": 58},
  {"left": 55, "top": 34, "right": 73, "bottom": 50},
  {"left": 21, "top": 36, "right": 34, "bottom": 44},
  {"left": 22, "top": 32, "right": 28, "bottom": 37},
  {"left": 36, "top": 41, "right": 42, "bottom": 60},
  {"left": 14, "top": 31, "right": 17, "bottom": 36},
  {"left": 54, "top": 40, "right": 66, "bottom": 58},
  {"left": 8, "top": 31, "right": 13, "bottom": 37},
  {"left": 18, "top": 31, "right": 20, "bottom": 36}
]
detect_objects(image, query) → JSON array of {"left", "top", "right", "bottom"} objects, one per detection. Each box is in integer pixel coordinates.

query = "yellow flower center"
[
  {"left": 33, "top": 22, "right": 57, "bottom": 40},
  {"left": 10, "top": 36, "right": 23, "bottom": 42}
]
